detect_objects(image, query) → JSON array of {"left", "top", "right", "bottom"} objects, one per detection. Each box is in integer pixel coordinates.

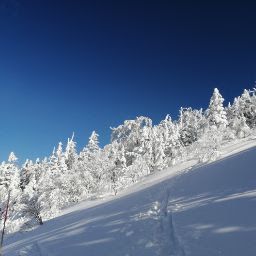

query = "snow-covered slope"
[{"left": 4, "top": 138, "right": 256, "bottom": 256}]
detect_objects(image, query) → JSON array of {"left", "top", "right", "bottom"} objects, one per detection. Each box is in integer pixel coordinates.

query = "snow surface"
[{"left": 3, "top": 137, "right": 256, "bottom": 256}]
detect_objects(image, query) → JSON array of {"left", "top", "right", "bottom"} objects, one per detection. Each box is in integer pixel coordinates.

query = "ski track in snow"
[
  {"left": 17, "top": 243, "right": 41, "bottom": 256},
  {"left": 18, "top": 241, "right": 54, "bottom": 256},
  {"left": 153, "top": 188, "right": 185, "bottom": 256}
]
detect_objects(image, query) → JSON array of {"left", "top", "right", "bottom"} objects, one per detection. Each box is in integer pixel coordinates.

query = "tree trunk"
[{"left": 0, "top": 190, "right": 11, "bottom": 255}]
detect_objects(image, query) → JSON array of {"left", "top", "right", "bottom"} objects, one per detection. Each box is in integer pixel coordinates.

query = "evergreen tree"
[
  {"left": 21, "top": 162, "right": 44, "bottom": 228},
  {"left": 107, "top": 142, "right": 127, "bottom": 195},
  {"left": 158, "top": 115, "right": 182, "bottom": 163},
  {"left": 196, "top": 127, "right": 222, "bottom": 163},
  {"left": 20, "top": 159, "right": 33, "bottom": 191},
  {"left": 87, "top": 131, "right": 100, "bottom": 154},
  {"left": 78, "top": 131, "right": 103, "bottom": 193},
  {"left": 238, "top": 89, "right": 256, "bottom": 127},
  {"left": 227, "top": 97, "right": 251, "bottom": 138},
  {"left": 65, "top": 134, "right": 77, "bottom": 170},
  {"left": 207, "top": 88, "right": 228, "bottom": 129},
  {"left": 0, "top": 153, "right": 22, "bottom": 233},
  {"left": 179, "top": 107, "right": 205, "bottom": 146},
  {"left": 111, "top": 116, "right": 153, "bottom": 166},
  {"left": 151, "top": 127, "right": 167, "bottom": 170}
]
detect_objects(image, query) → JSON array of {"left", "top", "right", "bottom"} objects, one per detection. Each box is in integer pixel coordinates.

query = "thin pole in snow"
[{"left": 0, "top": 190, "right": 11, "bottom": 255}]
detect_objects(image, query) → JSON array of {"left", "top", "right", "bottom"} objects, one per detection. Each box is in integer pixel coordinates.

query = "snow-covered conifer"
[
  {"left": 179, "top": 107, "right": 205, "bottom": 146},
  {"left": 158, "top": 115, "right": 182, "bottom": 163},
  {"left": 207, "top": 88, "right": 228, "bottom": 129},
  {"left": 65, "top": 134, "right": 77, "bottom": 170},
  {"left": 107, "top": 142, "right": 127, "bottom": 195},
  {"left": 87, "top": 131, "right": 100, "bottom": 153}
]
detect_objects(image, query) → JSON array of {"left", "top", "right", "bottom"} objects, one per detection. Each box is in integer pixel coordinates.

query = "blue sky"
[{"left": 0, "top": 0, "right": 256, "bottom": 162}]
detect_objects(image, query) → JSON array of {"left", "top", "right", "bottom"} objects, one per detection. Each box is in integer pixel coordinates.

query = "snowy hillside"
[
  {"left": 3, "top": 138, "right": 256, "bottom": 256},
  {"left": 1, "top": 87, "right": 256, "bottom": 237}
]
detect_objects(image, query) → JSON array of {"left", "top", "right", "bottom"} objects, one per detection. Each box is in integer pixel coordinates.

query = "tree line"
[{"left": 0, "top": 87, "right": 255, "bottom": 233}]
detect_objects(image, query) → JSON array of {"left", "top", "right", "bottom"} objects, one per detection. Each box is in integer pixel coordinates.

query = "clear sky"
[{"left": 0, "top": 0, "right": 256, "bottom": 162}]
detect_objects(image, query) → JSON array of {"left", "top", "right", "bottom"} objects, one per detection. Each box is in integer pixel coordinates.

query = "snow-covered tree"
[
  {"left": 8, "top": 152, "right": 18, "bottom": 163},
  {"left": 111, "top": 116, "right": 153, "bottom": 166},
  {"left": 78, "top": 131, "right": 104, "bottom": 193},
  {"left": 107, "top": 142, "right": 127, "bottom": 195},
  {"left": 21, "top": 185, "right": 44, "bottom": 227},
  {"left": 178, "top": 107, "right": 205, "bottom": 146},
  {"left": 86, "top": 131, "right": 100, "bottom": 154},
  {"left": 0, "top": 152, "right": 22, "bottom": 233},
  {"left": 207, "top": 88, "right": 228, "bottom": 129},
  {"left": 236, "top": 89, "right": 256, "bottom": 128},
  {"left": 20, "top": 159, "right": 29, "bottom": 191},
  {"left": 195, "top": 127, "right": 222, "bottom": 163},
  {"left": 125, "top": 155, "right": 149, "bottom": 184},
  {"left": 158, "top": 115, "right": 182, "bottom": 164},
  {"left": 226, "top": 96, "right": 251, "bottom": 139},
  {"left": 65, "top": 134, "right": 77, "bottom": 170},
  {"left": 146, "top": 126, "right": 167, "bottom": 171}
]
